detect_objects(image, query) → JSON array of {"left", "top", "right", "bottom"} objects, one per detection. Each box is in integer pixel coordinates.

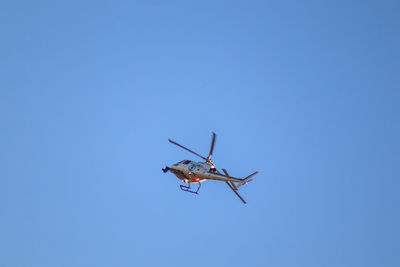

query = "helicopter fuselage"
[{"left": 169, "top": 159, "right": 242, "bottom": 183}]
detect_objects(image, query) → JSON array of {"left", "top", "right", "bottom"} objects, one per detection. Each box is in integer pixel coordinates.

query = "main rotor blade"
[
  {"left": 225, "top": 181, "right": 247, "bottom": 204},
  {"left": 217, "top": 168, "right": 246, "bottom": 203},
  {"left": 168, "top": 139, "right": 206, "bottom": 160},
  {"left": 222, "top": 169, "right": 238, "bottom": 190},
  {"left": 208, "top": 132, "right": 216, "bottom": 159}
]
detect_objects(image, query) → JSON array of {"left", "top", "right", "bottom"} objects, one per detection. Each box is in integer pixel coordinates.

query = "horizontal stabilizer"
[{"left": 237, "top": 171, "right": 258, "bottom": 189}]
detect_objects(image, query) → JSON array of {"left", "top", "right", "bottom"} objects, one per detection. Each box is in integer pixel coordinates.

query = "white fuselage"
[{"left": 170, "top": 160, "right": 242, "bottom": 183}]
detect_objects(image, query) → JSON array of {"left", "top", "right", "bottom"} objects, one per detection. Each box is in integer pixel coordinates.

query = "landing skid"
[{"left": 180, "top": 182, "right": 201, "bottom": 194}]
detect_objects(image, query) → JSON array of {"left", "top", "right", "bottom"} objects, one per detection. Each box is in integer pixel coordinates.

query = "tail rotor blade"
[{"left": 168, "top": 139, "right": 207, "bottom": 160}]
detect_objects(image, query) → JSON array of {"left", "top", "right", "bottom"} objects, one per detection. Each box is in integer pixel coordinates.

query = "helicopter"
[{"left": 162, "top": 132, "right": 258, "bottom": 204}]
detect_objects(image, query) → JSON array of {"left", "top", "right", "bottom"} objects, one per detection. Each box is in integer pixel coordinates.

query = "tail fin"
[{"left": 237, "top": 171, "right": 259, "bottom": 189}]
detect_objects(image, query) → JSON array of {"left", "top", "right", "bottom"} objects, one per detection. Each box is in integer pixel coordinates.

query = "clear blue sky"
[{"left": 1, "top": 1, "right": 399, "bottom": 266}]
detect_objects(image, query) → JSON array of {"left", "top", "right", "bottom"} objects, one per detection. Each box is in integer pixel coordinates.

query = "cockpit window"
[{"left": 182, "top": 160, "right": 191, "bottom": 164}]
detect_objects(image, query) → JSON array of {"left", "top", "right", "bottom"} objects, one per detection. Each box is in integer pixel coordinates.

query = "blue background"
[{"left": 1, "top": 1, "right": 399, "bottom": 266}]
